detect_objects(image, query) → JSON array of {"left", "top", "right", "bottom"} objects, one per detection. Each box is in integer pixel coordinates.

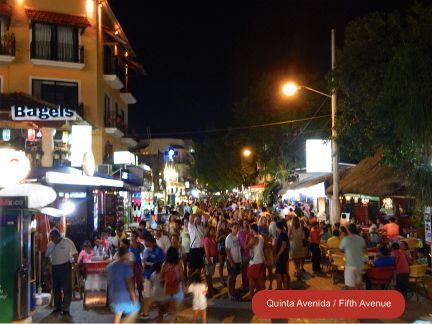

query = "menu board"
[{"left": 425, "top": 207, "right": 432, "bottom": 245}]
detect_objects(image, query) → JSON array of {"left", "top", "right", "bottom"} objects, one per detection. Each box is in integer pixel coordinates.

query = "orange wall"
[{"left": 1, "top": 0, "right": 131, "bottom": 165}]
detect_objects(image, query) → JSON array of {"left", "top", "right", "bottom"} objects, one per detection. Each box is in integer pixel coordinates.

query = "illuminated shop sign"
[
  {"left": 11, "top": 106, "right": 77, "bottom": 121},
  {"left": 58, "top": 192, "right": 87, "bottom": 199}
]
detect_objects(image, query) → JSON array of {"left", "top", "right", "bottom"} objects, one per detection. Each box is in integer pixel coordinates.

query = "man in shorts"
[
  {"left": 339, "top": 223, "right": 366, "bottom": 289},
  {"left": 225, "top": 222, "right": 242, "bottom": 301},
  {"left": 106, "top": 246, "right": 140, "bottom": 323},
  {"left": 142, "top": 233, "right": 165, "bottom": 319},
  {"left": 188, "top": 213, "right": 206, "bottom": 276}
]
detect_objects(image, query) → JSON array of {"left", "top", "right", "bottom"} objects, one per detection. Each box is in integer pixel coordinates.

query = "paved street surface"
[{"left": 32, "top": 262, "right": 432, "bottom": 323}]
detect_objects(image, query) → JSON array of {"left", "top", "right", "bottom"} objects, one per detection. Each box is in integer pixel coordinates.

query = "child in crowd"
[
  {"left": 77, "top": 240, "right": 95, "bottom": 264},
  {"left": 151, "top": 261, "right": 168, "bottom": 322},
  {"left": 188, "top": 272, "right": 208, "bottom": 324}
]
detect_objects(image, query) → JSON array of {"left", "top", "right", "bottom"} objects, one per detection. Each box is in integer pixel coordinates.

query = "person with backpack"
[{"left": 161, "top": 246, "right": 184, "bottom": 320}]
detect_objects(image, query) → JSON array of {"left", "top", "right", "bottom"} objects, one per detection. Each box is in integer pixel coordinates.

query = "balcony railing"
[
  {"left": 0, "top": 38, "right": 15, "bottom": 56},
  {"left": 31, "top": 41, "right": 84, "bottom": 63},
  {"left": 104, "top": 54, "right": 126, "bottom": 84},
  {"left": 104, "top": 114, "right": 127, "bottom": 135}
]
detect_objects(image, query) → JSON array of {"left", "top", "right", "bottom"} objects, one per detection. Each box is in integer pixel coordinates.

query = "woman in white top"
[{"left": 245, "top": 223, "right": 265, "bottom": 300}]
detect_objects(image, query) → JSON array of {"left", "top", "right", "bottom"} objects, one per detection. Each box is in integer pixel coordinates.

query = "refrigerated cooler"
[{"left": 0, "top": 196, "right": 33, "bottom": 322}]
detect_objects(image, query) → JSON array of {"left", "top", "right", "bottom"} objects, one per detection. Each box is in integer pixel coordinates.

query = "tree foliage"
[{"left": 334, "top": 3, "right": 432, "bottom": 206}]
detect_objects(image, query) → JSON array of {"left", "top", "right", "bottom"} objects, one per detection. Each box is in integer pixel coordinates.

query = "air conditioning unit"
[{"left": 97, "top": 164, "right": 112, "bottom": 176}]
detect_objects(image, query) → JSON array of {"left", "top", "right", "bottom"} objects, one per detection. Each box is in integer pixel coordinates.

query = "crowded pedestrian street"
[{"left": 1, "top": 1, "right": 432, "bottom": 323}]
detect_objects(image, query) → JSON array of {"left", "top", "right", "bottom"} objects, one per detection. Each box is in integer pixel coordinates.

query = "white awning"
[{"left": 46, "top": 171, "right": 123, "bottom": 188}]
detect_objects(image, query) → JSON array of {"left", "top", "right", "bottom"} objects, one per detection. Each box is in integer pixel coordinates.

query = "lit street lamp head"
[
  {"left": 242, "top": 148, "right": 252, "bottom": 158},
  {"left": 282, "top": 82, "right": 299, "bottom": 96}
]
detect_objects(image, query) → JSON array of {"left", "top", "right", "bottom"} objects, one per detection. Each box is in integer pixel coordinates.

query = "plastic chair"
[
  {"left": 409, "top": 264, "right": 429, "bottom": 301},
  {"left": 402, "top": 238, "right": 420, "bottom": 249},
  {"left": 330, "top": 254, "right": 345, "bottom": 284},
  {"left": 367, "top": 267, "right": 394, "bottom": 289}
]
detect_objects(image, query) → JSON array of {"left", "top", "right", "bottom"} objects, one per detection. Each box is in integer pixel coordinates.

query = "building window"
[
  {"left": 31, "top": 23, "right": 80, "bottom": 62},
  {"left": 104, "top": 94, "right": 111, "bottom": 127},
  {"left": 32, "top": 79, "right": 78, "bottom": 108}
]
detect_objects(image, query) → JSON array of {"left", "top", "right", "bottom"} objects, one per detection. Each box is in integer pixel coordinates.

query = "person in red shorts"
[
  {"left": 129, "top": 230, "right": 144, "bottom": 304},
  {"left": 245, "top": 224, "right": 265, "bottom": 300}
]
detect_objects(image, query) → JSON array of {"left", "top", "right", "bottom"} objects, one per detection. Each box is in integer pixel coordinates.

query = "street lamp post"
[
  {"left": 330, "top": 29, "right": 340, "bottom": 226},
  {"left": 282, "top": 29, "right": 339, "bottom": 225}
]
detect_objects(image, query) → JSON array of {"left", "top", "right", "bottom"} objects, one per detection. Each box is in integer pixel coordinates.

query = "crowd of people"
[{"left": 44, "top": 198, "right": 431, "bottom": 323}]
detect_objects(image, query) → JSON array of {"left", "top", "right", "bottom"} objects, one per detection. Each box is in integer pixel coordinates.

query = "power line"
[{"left": 141, "top": 114, "right": 331, "bottom": 136}]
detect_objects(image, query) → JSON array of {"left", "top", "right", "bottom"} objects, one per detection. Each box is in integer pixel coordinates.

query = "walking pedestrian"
[
  {"left": 161, "top": 246, "right": 184, "bottom": 320},
  {"left": 188, "top": 213, "right": 206, "bottom": 277},
  {"left": 150, "top": 261, "right": 168, "bottom": 322},
  {"left": 216, "top": 219, "right": 229, "bottom": 286},
  {"left": 225, "top": 222, "right": 242, "bottom": 300},
  {"left": 203, "top": 226, "right": 218, "bottom": 295},
  {"left": 238, "top": 219, "right": 253, "bottom": 292},
  {"left": 289, "top": 217, "right": 305, "bottom": 280},
  {"left": 339, "top": 224, "right": 366, "bottom": 289},
  {"left": 275, "top": 221, "right": 289, "bottom": 290},
  {"left": 142, "top": 233, "right": 165, "bottom": 319},
  {"left": 245, "top": 223, "right": 265, "bottom": 300},
  {"left": 188, "top": 272, "right": 208, "bottom": 324},
  {"left": 106, "top": 246, "right": 140, "bottom": 323},
  {"left": 130, "top": 230, "right": 144, "bottom": 304},
  {"left": 309, "top": 222, "right": 322, "bottom": 274}
]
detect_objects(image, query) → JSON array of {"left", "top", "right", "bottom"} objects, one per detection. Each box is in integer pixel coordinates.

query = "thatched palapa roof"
[{"left": 326, "top": 150, "right": 407, "bottom": 197}]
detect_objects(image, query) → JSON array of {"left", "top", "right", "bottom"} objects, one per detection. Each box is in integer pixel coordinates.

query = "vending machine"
[{"left": 0, "top": 196, "right": 32, "bottom": 322}]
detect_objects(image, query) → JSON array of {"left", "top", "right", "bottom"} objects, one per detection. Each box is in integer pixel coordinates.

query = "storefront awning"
[
  {"left": 25, "top": 8, "right": 91, "bottom": 29},
  {"left": 46, "top": 171, "right": 123, "bottom": 188}
]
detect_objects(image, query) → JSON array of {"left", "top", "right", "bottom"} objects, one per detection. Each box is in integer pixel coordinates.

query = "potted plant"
[{"left": 2, "top": 32, "right": 15, "bottom": 56}]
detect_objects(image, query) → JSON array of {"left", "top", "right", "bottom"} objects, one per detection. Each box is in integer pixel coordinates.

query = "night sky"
[{"left": 109, "top": 0, "right": 408, "bottom": 138}]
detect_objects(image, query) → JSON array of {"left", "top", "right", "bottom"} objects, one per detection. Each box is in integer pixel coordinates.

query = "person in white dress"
[{"left": 187, "top": 272, "right": 208, "bottom": 323}]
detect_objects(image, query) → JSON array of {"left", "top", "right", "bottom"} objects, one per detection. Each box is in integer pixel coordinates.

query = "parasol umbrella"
[
  {"left": 35, "top": 213, "right": 51, "bottom": 299},
  {"left": 0, "top": 183, "right": 57, "bottom": 208}
]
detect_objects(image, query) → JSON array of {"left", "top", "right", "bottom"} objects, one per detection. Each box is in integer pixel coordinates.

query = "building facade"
[
  {"left": 136, "top": 138, "right": 195, "bottom": 201},
  {"left": 0, "top": 0, "right": 141, "bottom": 168},
  {"left": 0, "top": 0, "right": 144, "bottom": 243}
]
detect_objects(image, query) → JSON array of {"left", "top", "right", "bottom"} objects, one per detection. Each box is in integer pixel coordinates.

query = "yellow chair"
[
  {"left": 401, "top": 238, "right": 420, "bottom": 249},
  {"left": 409, "top": 264, "right": 429, "bottom": 301},
  {"left": 330, "top": 254, "right": 345, "bottom": 284}
]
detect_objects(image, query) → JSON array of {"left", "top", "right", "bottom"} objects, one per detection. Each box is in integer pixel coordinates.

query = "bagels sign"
[{"left": 11, "top": 105, "right": 77, "bottom": 121}]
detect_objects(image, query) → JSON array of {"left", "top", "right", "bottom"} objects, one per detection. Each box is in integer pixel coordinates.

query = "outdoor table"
[{"left": 83, "top": 259, "right": 111, "bottom": 308}]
